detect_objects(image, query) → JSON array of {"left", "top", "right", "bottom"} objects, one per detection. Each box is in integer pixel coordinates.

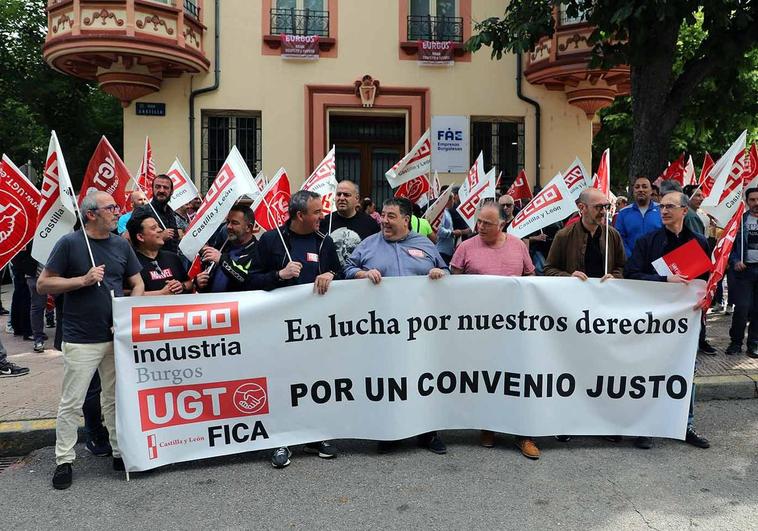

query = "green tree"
[
  {"left": 466, "top": 1, "right": 758, "bottom": 185},
  {"left": 0, "top": 0, "right": 122, "bottom": 187}
]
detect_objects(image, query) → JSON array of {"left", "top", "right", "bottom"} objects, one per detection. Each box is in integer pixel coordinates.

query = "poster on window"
[
  {"left": 280, "top": 34, "right": 320, "bottom": 60},
  {"left": 417, "top": 41, "right": 455, "bottom": 66},
  {"left": 431, "top": 115, "right": 469, "bottom": 173}
]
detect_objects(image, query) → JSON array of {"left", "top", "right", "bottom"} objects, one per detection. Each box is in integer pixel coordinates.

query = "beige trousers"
[{"left": 55, "top": 341, "right": 119, "bottom": 465}]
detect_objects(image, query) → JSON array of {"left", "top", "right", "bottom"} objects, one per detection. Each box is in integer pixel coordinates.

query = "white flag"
[
  {"left": 166, "top": 158, "right": 199, "bottom": 211},
  {"left": 423, "top": 185, "right": 454, "bottom": 232},
  {"left": 684, "top": 155, "right": 696, "bottom": 186},
  {"left": 385, "top": 130, "right": 431, "bottom": 188},
  {"left": 460, "top": 151, "right": 485, "bottom": 198},
  {"left": 701, "top": 131, "right": 747, "bottom": 227},
  {"left": 254, "top": 171, "right": 268, "bottom": 192},
  {"left": 179, "top": 146, "right": 259, "bottom": 260},
  {"left": 301, "top": 146, "right": 337, "bottom": 214},
  {"left": 456, "top": 166, "right": 497, "bottom": 231},
  {"left": 562, "top": 157, "right": 591, "bottom": 200},
  {"left": 32, "top": 131, "right": 78, "bottom": 264},
  {"left": 507, "top": 173, "right": 578, "bottom": 239}
]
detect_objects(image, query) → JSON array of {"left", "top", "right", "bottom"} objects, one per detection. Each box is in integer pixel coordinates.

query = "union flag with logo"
[
  {"left": 253, "top": 168, "right": 291, "bottom": 231},
  {"left": 0, "top": 155, "right": 41, "bottom": 270},
  {"left": 507, "top": 172, "right": 578, "bottom": 239},
  {"left": 79, "top": 136, "right": 132, "bottom": 210}
]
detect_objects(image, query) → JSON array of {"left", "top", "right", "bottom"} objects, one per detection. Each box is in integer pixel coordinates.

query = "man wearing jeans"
[{"left": 38, "top": 191, "right": 144, "bottom": 490}]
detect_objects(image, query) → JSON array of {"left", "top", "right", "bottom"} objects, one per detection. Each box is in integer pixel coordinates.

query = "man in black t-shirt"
[
  {"left": 133, "top": 174, "right": 180, "bottom": 253},
  {"left": 127, "top": 212, "right": 203, "bottom": 295},
  {"left": 320, "top": 180, "right": 380, "bottom": 266}
]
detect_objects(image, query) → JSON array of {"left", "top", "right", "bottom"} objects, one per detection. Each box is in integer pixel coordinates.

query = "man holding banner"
[
  {"left": 38, "top": 191, "right": 145, "bottom": 490},
  {"left": 624, "top": 191, "right": 711, "bottom": 450}
]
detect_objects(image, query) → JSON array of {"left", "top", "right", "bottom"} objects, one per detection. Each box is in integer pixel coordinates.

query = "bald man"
[
  {"left": 117, "top": 190, "right": 148, "bottom": 235},
  {"left": 320, "top": 180, "right": 380, "bottom": 266}
]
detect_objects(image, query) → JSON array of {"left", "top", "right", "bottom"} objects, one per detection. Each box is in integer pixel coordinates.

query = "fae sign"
[{"left": 431, "top": 115, "right": 469, "bottom": 173}]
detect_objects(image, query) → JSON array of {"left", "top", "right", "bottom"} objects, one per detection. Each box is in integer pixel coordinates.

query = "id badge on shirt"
[
  {"left": 306, "top": 252, "right": 319, "bottom": 263},
  {"left": 407, "top": 249, "right": 425, "bottom": 259}
]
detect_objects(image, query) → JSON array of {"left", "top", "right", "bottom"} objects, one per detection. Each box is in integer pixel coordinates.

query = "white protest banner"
[
  {"left": 166, "top": 158, "right": 199, "bottom": 211},
  {"left": 562, "top": 157, "right": 591, "bottom": 200},
  {"left": 507, "top": 172, "right": 578, "bottom": 239},
  {"left": 113, "top": 276, "right": 700, "bottom": 472},
  {"left": 423, "top": 185, "right": 454, "bottom": 231},
  {"left": 179, "top": 146, "right": 258, "bottom": 261},
  {"left": 32, "top": 131, "right": 78, "bottom": 264},
  {"left": 385, "top": 130, "right": 431, "bottom": 188},
  {"left": 301, "top": 146, "right": 337, "bottom": 214},
  {"left": 701, "top": 130, "right": 747, "bottom": 227}
]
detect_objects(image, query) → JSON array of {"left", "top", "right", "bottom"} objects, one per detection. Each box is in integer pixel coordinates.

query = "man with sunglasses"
[
  {"left": 38, "top": 191, "right": 145, "bottom": 489},
  {"left": 545, "top": 188, "right": 625, "bottom": 280},
  {"left": 497, "top": 194, "right": 516, "bottom": 229},
  {"left": 320, "top": 180, "right": 380, "bottom": 267},
  {"left": 624, "top": 191, "right": 710, "bottom": 451}
]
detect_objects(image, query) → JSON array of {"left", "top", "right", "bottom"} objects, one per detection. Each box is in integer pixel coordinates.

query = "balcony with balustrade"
[
  {"left": 523, "top": 6, "right": 630, "bottom": 118},
  {"left": 44, "top": 0, "right": 210, "bottom": 107}
]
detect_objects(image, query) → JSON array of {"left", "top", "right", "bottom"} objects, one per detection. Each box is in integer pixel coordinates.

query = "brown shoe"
[
  {"left": 480, "top": 430, "right": 495, "bottom": 448},
  {"left": 516, "top": 437, "right": 541, "bottom": 460}
]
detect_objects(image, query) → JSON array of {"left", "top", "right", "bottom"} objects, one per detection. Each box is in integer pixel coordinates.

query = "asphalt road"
[{"left": 1, "top": 399, "right": 756, "bottom": 530}]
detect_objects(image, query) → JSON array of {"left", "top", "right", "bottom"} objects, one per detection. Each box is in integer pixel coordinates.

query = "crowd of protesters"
[{"left": 2, "top": 171, "right": 753, "bottom": 491}]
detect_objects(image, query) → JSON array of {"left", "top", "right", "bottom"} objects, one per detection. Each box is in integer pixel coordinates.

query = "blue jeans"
[
  {"left": 531, "top": 251, "right": 546, "bottom": 275},
  {"left": 26, "top": 277, "right": 46, "bottom": 343},
  {"left": 727, "top": 265, "right": 758, "bottom": 346}
]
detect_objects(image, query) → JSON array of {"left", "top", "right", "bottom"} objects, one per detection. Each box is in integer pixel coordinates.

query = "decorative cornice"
[
  {"left": 52, "top": 13, "right": 74, "bottom": 33},
  {"left": 136, "top": 14, "right": 174, "bottom": 35},
  {"left": 83, "top": 9, "right": 124, "bottom": 27}
]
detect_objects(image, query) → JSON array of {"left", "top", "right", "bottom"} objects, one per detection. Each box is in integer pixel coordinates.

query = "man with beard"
[
  {"left": 320, "top": 180, "right": 379, "bottom": 267},
  {"left": 134, "top": 174, "right": 180, "bottom": 253},
  {"left": 615, "top": 176, "right": 662, "bottom": 257}
]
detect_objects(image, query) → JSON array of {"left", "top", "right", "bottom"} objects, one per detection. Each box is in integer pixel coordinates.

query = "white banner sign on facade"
[
  {"left": 431, "top": 115, "right": 469, "bottom": 173},
  {"left": 507, "top": 172, "right": 578, "bottom": 239},
  {"left": 113, "top": 276, "right": 700, "bottom": 472},
  {"left": 178, "top": 147, "right": 259, "bottom": 260},
  {"left": 166, "top": 158, "right": 199, "bottom": 211}
]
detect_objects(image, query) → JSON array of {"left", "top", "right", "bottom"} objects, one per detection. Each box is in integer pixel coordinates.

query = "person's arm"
[
  {"left": 343, "top": 241, "right": 367, "bottom": 279},
  {"left": 451, "top": 265, "right": 464, "bottom": 275},
  {"left": 521, "top": 239, "right": 536, "bottom": 276},
  {"left": 624, "top": 237, "right": 666, "bottom": 282},
  {"left": 615, "top": 211, "right": 632, "bottom": 257},
  {"left": 543, "top": 231, "right": 570, "bottom": 277},
  {"left": 611, "top": 229, "right": 626, "bottom": 279},
  {"left": 37, "top": 266, "right": 103, "bottom": 295},
  {"left": 126, "top": 272, "right": 145, "bottom": 296}
]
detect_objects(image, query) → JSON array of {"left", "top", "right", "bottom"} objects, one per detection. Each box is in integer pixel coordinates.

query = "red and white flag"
[
  {"left": 700, "top": 202, "right": 744, "bottom": 308},
  {"left": 179, "top": 146, "right": 259, "bottom": 260},
  {"left": 652, "top": 239, "right": 712, "bottom": 279},
  {"left": 460, "top": 152, "right": 485, "bottom": 198},
  {"left": 562, "top": 157, "right": 591, "bottom": 200},
  {"left": 166, "top": 158, "right": 199, "bottom": 211},
  {"left": 32, "top": 131, "right": 78, "bottom": 264},
  {"left": 701, "top": 130, "right": 747, "bottom": 227},
  {"left": 395, "top": 175, "right": 431, "bottom": 208},
  {"left": 423, "top": 185, "right": 454, "bottom": 232},
  {"left": 430, "top": 171, "right": 442, "bottom": 200},
  {"left": 253, "top": 167, "right": 291, "bottom": 231},
  {"left": 684, "top": 155, "right": 696, "bottom": 186},
  {"left": 699, "top": 152, "right": 716, "bottom": 197},
  {"left": 0, "top": 155, "right": 41, "bottom": 270},
  {"left": 385, "top": 129, "right": 431, "bottom": 188},
  {"left": 135, "top": 137, "right": 157, "bottom": 199},
  {"left": 79, "top": 136, "right": 132, "bottom": 210},
  {"left": 254, "top": 171, "right": 268, "bottom": 191},
  {"left": 594, "top": 149, "right": 610, "bottom": 196},
  {"left": 657, "top": 153, "right": 686, "bottom": 185},
  {"left": 741, "top": 143, "right": 758, "bottom": 190},
  {"left": 456, "top": 167, "right": 496, "bottom": 230},
  {"left": 301, "top": 146, "right": 337, "bottom": 214},
  {"left": 506, "top": 169, "right": 532, "bottom": 202},
  {"left": 507, "top": 173, "right": 578, "bottom": 239}
]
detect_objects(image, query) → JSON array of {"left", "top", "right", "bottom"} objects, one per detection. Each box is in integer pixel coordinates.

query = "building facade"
[{"left": 44, "top": 0, "right": 629, "bottom": 201}]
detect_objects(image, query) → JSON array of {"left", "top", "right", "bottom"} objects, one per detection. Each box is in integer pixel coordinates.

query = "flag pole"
[
  {"left": 327, "top": 145, "right": 336, "bottom": 237},
  {"left": 129, "top": 178, "right": 167, "bottom": 230},
  {"left": 73, "top": 196, "right": 101, "bottom": 286}
]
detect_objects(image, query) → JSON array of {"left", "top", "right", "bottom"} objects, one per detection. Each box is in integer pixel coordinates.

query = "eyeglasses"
[
  {"left": 91, "top": 204, "right": 121, "bottom": 214},
  {"left": 659, "top": 203, "right": 685, "bottom": 210},
  {"left": 500, "top": 203, "right": 514, "bottom": 207},
  {"left": 591, "top": 203, "right": 611, "bottom": 211}
]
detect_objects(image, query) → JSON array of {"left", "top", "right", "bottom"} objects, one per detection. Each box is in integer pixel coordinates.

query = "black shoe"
[
  {"left": 685, "top": 427, "right": 710, "bottom": 448},
  {"left": 112, "top": 457, "right": 125, "bottom": 471},
  {"left": 377, "top": 440, "right": 398, "bottom": 454},
  {"left": 634, "top": 436, "right": 653, "bottom": 449},
  {"left": 52, "top": 463, "right": 72, "bottom": 490},
  {"left": 303, "top": 441, "right": 337, "bottom": 459},
  {"left": 698, "top": 341, "right": 717, "bottom": 356},
  {"left": 0, "top": 308, "right": 9, "bottom": 316},
  {"left": 554, "top": 435, "right": 572, "bottom": 442},
  {"left": 418, "top": 433, "right": 447, "bottom": 454},
  {"left": 747, "top": 344, "right": 758, "bottom": 359},
  {"left": 271, "top": 447, "right": 291, "bottom": 468},
  {"left": 86, "top": 436, "right": 112, "bottom": 457},
  {"left": 0, "top": 361, "right": 29, "bottom": 377},
  {"left": 604, "top": 435, "right": 623, "bottom": 442},
  {"left": 21, "top": 335, "right": 34, "bottom": 341},
  {"left": 725, "top": 343, "right": 742, "bottom": 355},
  {"left": 33, "top": 341, "right": 45, "bottom": 353}
]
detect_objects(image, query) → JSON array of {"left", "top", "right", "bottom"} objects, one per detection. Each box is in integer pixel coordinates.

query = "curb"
[{"left": 1, "top": 375, "right": 756, "bottom": 457}]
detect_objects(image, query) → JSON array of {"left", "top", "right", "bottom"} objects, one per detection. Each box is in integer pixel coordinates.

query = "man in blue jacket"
[
  {"left": 726, "top": 187, "right": 758, "bottom": 357},
  {"left": 625, "top": 191, "right": 710, "bottom": 451},
  {"left": 615, "top": 176, "right": 662, "bottom": 257}
]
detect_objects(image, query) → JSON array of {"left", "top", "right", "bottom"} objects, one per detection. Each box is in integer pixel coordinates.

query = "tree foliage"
[
  {"left": 0, "top": 0, "right": 122, "bottom": 186},
  {"left": 467, "top": 1, "right": 758, "bottom": 184}
]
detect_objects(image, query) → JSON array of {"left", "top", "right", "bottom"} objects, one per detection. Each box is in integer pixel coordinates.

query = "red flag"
[
  {"left": 0, "top": 155, "right": 41, "bottom": 270},
  {"left": 742, "top": 144, "right": 758, "bottom": 189},
  {"left": 79, "top": 136, "right": 132, "bottom": 209},
  {"left": 505, "top": 169, "right": 532, "bottom": 202},
  {"left": 136, "top": 137, "right": 156, "bottom": 200},
  {"left": 253, "top": 168, "right": 291, "bottom": 231},
  {"left": 394, "top": 175, "right": 431, "bottom": 207},
  {"left": 594, "top": 149, "right": 610, "bottom": 196},
  {"left": 187, "top": 255, "right": 203, "bottom": 281},
  {"left": 700, "top": 202, "right": 744, "bottom": 309},
  {"left": 699, "top": 152, "right": 715, "bottom": 197},
  {"left": 656, "top": 153, "right": 686, "bottom": 185}
]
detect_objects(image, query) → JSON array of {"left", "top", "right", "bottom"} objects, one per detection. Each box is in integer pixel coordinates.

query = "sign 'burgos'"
[{"left": 422, "top": 41, "right": 451, "bottom": 50}]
